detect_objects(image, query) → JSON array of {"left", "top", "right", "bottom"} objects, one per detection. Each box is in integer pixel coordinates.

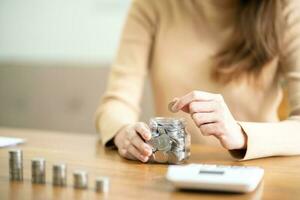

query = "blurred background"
[
  {"left": 0, "top": 0, "right": 288, "bottom": 135},
  {"left": 0, "top": 0, "right": 154, "bottom": 134}
]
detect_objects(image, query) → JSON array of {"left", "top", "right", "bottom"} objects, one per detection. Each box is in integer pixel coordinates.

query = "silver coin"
[
  {"left": 148, "top": 154, "right": 156, "bottom": 163},
  {"left": 9, "top": 149, "right": 23, "bottom": 181},
  {"left": 157, "top": 126, "right": 167, "bottom": 135},
  {"left": 53, "top": 164, "right": 67, "bottom": 186},
  {"left": 151, "top": 130, "right": 160, "bottom": 138},
  {"left": 153, "top": 151, "right": 169, "bottom": 163},
  {"left": 31, "top": 158, "right": 46, "bottom": 184},
  {"left": 167, "top": 152, "right": 179, "bottom": 164},
  {"left": 171, "top": 152, "right": 185, "bottom": 163},
  {"left": 95, "top": 177, "right": 109, "bottom": 193},
  {"left": 147, "top": 137, "right": 160, "bottom": 151},
  {"left": 73, "top": 170, "right": 88, "bottom": 189},
  {"left": 156, "top": 134, "right": 171, "bottom": 151},
  {"left": 173, "top": 137, "right": 185, "bottom": 147},
  {"left": 167, "top": 130, "right": 179, "bottom": 137}
]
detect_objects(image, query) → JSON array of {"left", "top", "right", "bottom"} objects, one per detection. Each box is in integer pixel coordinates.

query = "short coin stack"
[
  {"left": 31, "top": 158, "right": 46, "bottom": 184},
  {"left": 53, "top": 163, "right": 67, "bottom": 186},
  {"left": 73, "top": 170, "right": 88, "bottom": 189},
  {"left": 95, "top": 177, "right": 110, "bottom": 193},
  {"left": 9, "top": 149, "right": 23, "bottom": 181},
  {"left": 147, "top": 117, "right": 191, "bottom": 164}
]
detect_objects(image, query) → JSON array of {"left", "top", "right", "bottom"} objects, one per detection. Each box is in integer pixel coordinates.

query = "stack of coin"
[
  {"left": 95, "top": 177, "right": 109, "bottom": 193},
  {"left": 73, "top": 170, "right": 88, "bottom": 189},
  {"left": 53, "top": 163, "right": 67, "bottom": 186},
  {"left": 9, "top": 149, "right": 23, "bottom": 181},
  {"left": 147, "top": 117, "right": 191, "bottom": 164},
  {"left": 31, "top": 158, "right": 46, "bottom": 184}
]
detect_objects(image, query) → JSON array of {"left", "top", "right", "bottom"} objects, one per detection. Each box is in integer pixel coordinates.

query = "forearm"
[
  {"left": 232, "top": 120, "right": 300, "bottom": 160},
  {"left": 95, "top": 100, "right": 138, "bottom": 146}
]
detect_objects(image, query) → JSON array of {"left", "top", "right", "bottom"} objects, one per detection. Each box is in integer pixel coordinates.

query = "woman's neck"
[
  {"left": 198, "top": 0, "right": 239, "bottom": 29},
  {"left": 208, "top": 0, "right": 239, "bottom": 9}
]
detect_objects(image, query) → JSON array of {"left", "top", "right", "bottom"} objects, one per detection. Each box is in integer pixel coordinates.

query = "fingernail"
[
  {"left": 140, "top": 155, "right": 148, "bottom": 163},
  {"left": 144, "top": 133, "right": 151, "bottom": 141}
]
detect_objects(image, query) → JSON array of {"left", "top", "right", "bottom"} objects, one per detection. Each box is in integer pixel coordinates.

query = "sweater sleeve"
[
  {"left": 231, "top": 1, "right": 300, "bottom": 160},
  {"left": 95, "top": 0, "right": 156, "bottom": 146}
]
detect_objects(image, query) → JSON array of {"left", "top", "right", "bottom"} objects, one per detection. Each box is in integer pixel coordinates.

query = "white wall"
[{"left": 0, "top": 0, "right": 131, "bottom": 64}]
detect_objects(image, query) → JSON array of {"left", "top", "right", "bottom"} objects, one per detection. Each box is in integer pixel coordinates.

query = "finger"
[
  {"left": 125, "top": 152, "right": 136, "bottom": 160},
  {"left": 135, "top": 122, "right": 152, "bottom": 141},
  {"left": 131, "top": 134, "right": 152, "bottom": 156},
  {"left": 199, "top": 123, "right": 221, "bottom": 137},
  {"left": 192, "top": 112, "right": 219, "bottom": 127},
  {"left": 173, "top": 91, "right": 217, "bottom": 112},
  {"left": 118, "top": 148, "right": 135, "bottom": 161},
  {"left": 127, "top": 144, "right": 149, "bottom": 163},
  {"left": 189, "top": 101, "right": 217, "bottom": 114}
]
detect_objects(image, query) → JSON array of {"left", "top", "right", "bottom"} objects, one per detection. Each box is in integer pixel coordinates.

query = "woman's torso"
[{"left": 147, "top": 0, "right": 282, "bottom": 145}]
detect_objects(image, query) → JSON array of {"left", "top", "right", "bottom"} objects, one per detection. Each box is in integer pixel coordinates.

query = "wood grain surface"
[{"left": 0, "top": 127, "right": 299, "bottom": 200}]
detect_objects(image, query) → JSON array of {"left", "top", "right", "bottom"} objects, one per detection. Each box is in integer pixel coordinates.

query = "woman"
[{"left": 95, "top": 0, "right": 300, "bottom": 162}]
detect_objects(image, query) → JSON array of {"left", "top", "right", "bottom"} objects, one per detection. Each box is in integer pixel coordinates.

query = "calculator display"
[{"left": 199, "top": 170, "right": 224, "bottom": 175}]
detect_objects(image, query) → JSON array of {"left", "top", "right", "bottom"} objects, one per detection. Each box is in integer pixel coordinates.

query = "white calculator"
[{"left": 166, "top": 164, "right": 264, "bottom": 193}]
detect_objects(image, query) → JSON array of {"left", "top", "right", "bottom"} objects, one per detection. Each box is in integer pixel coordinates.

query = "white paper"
[{"left": 0, "top": 136, "right": 25, "bottom": 148}]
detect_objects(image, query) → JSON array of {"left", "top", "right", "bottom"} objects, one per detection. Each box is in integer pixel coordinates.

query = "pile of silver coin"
[
  {"left": 8, "top": 149, "right": 109, "bottom": 193},
  {"left": 147, "top": 117, "right": 191, "bottom": 164},
  {"left": 9, "top": 149, "right": 23, "bottom": 181},
  {"left": 73, "top": 170, "right": 88, "bottom": 189},
  {"left": 32, "top": 158, "right": 46, "bottom": 184},
  {"left": 95, "top": 177, "right": 110, "bottom": 193},
  {"left": 53, "top": 163, "right": 67, "bottom": 186}
]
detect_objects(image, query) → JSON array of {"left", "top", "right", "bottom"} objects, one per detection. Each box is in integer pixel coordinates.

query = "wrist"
[
  {"left": 237, "top": 123, "right": 247, "bottom": 149},
  {"left": 113, "top": 131, "right": 122, "bottom": 148}
]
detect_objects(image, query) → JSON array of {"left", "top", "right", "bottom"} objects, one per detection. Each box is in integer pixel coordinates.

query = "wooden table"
[{"left": 0, "top": 127, "right": 299, "bottom": 200}]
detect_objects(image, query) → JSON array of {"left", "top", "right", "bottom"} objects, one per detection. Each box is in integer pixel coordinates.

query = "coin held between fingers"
[{"left": 168, "top": 99, "right": 179, "bottom": 113}]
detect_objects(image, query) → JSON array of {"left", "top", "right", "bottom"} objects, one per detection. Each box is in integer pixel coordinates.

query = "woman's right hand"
[{"left": 113, "top": 122, "right": 153, "bottom": 163}]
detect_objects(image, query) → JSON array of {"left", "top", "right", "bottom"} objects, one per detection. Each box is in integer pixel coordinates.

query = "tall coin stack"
[
  {"left": 31, "top": 158, "right": 46, "bottom": 184},
  {"left": 53, "top": 163, "right": 67, "bottom": 186},
  {"left": 9, "top": 149, "right": 23, "bottom": 181},
  {"left": 73, "top": 170, "right": 88, "bottom": 189},
  {"left": 147, "top": 117, "right": 191, "bottom": 164}
]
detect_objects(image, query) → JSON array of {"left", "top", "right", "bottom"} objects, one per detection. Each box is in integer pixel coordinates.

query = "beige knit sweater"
[{"left": 96, "top": 0, "right": 300, "bottom": 160}]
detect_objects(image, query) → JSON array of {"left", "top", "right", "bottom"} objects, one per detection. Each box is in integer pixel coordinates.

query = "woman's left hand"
[{"left": 170, "top": 91, "right": 247, "bottom": 150}]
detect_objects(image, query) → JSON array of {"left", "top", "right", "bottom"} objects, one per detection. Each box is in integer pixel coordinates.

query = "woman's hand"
[
  {"left": 170, "top": 91, "right": 247, "bottom": 150},
  {"left": 114, "top": 122, "right": 153, "bottom": 162}
]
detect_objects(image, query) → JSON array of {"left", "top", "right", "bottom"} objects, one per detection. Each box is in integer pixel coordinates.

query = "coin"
[
  {"left": 168, "top": 151, "right": 180, "bottom": 164},
  {"left": 156, "top": 134, "right": 171, "bottom": 151},
  {"left": 153, "top": 151, "right": 169, "bottom": 163},
  {"left": 158, "top": 126, "right": 167, "bottom": 135},
  {"left": 168, "top": 100, "right": 178, "bottom": 113},
  {"left": 95, "top": 177, "right": 110, "bottom": 193},
  {"left": 148, "top": 154, "right": 156, "bottom": 163},
  {"left": 31, "top": 158, "right": 46, "bottom": 184},
  {"left": 53, "top": 163, "right": 67, "bottom": 186},
  {"left": 9, "top": 149, "right": 23, "bottom": 181},
  {"left": 73, "top": 170, "right": 88, "bottom": 189},
  {"left": 148, "top": 137, "right": 159, "bottom": 151}
]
